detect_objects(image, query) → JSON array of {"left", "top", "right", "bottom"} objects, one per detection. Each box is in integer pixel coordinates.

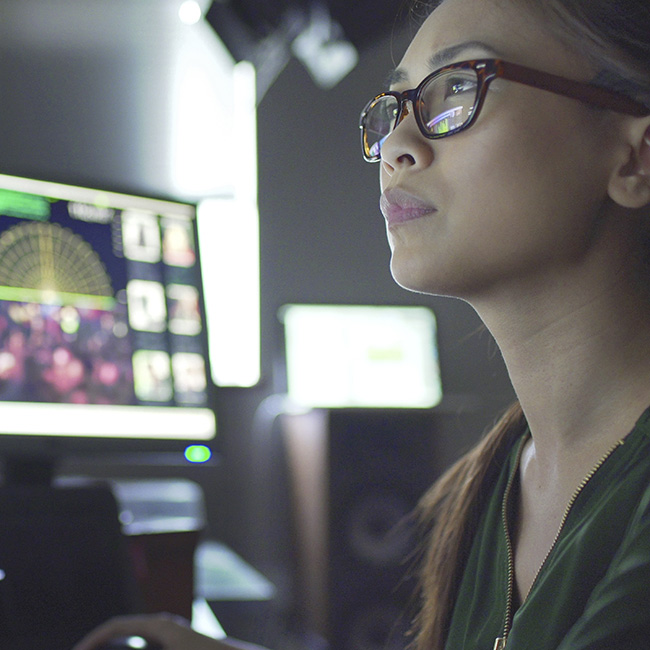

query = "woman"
[{"left": 74, "top": 0, "right": 650, "bottom": 648}]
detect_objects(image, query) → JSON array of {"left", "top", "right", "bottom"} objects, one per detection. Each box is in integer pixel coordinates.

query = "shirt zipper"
[{"left": 493, "top": 435, "right": 625, "bottom": 650}]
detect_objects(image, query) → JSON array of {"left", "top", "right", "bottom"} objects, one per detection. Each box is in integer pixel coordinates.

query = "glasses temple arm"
[{"left": 499, "top": 60, "right": 650, "bottom": 117}]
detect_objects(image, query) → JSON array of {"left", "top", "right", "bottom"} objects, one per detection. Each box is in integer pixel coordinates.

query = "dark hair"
[
  {"left": 410, "top": 3, "right": 650, "bottom": 650},
  {"left": 412, "top": 402, "right": 526, "bottom": 650},
  {"left": 532, "top": 0, "right": 650, "bottom": 106}
]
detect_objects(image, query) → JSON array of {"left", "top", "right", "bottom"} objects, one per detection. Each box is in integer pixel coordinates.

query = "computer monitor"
[
  {"left": 0, "top": 173, "right": 217, "bottom": 481},
  {"left": 281, "top": 304, "right": 443, "bottom": 409}
]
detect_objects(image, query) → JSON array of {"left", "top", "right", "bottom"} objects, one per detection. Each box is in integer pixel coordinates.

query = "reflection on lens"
[
  {"left": 369, "top": 136, "right": 387, "bottom": 158},
  {"left": 361, "top": 66, "right": 480, "bottom": 160},
  {"left": 364, "top": 95, "right": 397, "bottom": 159},
  {"left": 421, "top": 68, "right": 478, "bottom": 135},
  {"left": 369, "top": 98, "right": 396, "bottom": 133},
  {"left": 426, "top": 106, "right": 467, "bottom": 135}
]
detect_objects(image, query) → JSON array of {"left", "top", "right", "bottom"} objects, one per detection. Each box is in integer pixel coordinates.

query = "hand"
[{"left": 71, "top": 613, "right": 270, "bottom": 650}]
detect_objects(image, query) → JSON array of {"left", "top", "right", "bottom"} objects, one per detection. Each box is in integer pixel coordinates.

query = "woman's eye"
[{"left": 445, "top": 77, "right": 476, "bottom": 96}]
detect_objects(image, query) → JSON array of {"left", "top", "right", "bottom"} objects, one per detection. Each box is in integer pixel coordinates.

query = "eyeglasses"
[{"left": 359, "top": 58, "right": 650, "bottom": 163}]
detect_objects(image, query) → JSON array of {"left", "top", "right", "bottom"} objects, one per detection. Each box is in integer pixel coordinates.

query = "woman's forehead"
[
  {"left": 388, "top": 40, "right": 501, "bottom": 88},
  {"left": 396, "top": 0, "right": 586, "bottom": 85}
]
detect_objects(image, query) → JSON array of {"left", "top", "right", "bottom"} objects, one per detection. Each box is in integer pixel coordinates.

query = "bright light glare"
[
  {"left": 0, "top": 402, "right": 215, "bottom": 438},
  {"left": 232, "top": 61, "right": 258, "bottom": 200},
  {"left": 168, "top": 28, "right": 259, "bottom": 385},
  {"left": 192, "top": 597, "right": 227, "bottom": 639},
  {"left": 169, "top": 16, "right": 236, "bottom": 197},
  {"left": 198, "top": 198, "right": 260, "bottom": 387},
  {"left": 196, "top": 61, "right": 259, "bottom": 388},
  {"left": 179, "top": 1, "right": 202, "bottom": 25},
  {"left": 171, "top": 57, "right": 230, "bottom": 196}
]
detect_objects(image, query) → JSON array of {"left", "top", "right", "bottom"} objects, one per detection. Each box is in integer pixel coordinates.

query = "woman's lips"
[{"left": 380, "top": 188, "right": 437, "bottom": 226}]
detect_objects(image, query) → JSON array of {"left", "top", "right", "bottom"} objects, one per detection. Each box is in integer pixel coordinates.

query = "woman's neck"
[{"left": 472, "top": 254, "right": 650, "bottom": 467}]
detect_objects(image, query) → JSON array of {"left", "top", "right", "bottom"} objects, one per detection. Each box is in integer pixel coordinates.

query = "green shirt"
[{"left": 445, "top": 407, "right": 650, "bottom": 650}]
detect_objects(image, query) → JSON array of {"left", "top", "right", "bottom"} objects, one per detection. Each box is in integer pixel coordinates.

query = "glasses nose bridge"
[{"left": 394, "top": 88, "right": 420, "bottom": 128}]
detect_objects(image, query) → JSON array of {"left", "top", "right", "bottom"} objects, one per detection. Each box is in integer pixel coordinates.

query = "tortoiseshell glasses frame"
[{"left": 359, "top": 58, "right": 650, "bottom": 162}]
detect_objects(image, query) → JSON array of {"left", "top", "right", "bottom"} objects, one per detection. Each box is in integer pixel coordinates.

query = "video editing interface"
[{"left": 0, "top": 174, "right": 215, "bottom": 439}]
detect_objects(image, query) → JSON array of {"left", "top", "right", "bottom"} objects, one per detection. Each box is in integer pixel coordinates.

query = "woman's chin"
[
  {"left": 389, "top": 262, "right": 438, "bottom": 295},
  {"left": 389, "top": 258, "right": 475, "bottom": 300}
]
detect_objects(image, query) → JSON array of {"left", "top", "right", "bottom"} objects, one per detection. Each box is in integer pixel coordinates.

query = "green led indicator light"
[{"left": 184, "top": 445, "right": 212, "bottom": 463}]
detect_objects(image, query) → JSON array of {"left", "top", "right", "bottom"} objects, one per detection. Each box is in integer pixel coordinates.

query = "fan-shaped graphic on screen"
[{"left": 0, "top": 222, "right": 112, "bottom": 297}]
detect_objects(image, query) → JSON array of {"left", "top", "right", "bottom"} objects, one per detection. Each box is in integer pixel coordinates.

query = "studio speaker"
[{"left": 283, "top": 409, "right": 439, "bottom": 650}]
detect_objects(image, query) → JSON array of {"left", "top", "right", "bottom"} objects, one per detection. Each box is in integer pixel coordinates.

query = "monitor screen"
[
  {"left": 0, "top": 173, "right": 216, "bottom": 464},
  {"left": 281, "top": 304, "right": 443, "bottom": 409}
]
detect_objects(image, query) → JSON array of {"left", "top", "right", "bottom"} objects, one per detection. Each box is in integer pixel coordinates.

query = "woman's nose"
[{"left": 379, "top": 102, "right": 434, "bottom": 176}]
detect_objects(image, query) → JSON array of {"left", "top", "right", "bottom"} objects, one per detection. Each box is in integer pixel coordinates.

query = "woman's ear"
[{"left": 608, "top": 121, "right": 650, "bottom": 209}]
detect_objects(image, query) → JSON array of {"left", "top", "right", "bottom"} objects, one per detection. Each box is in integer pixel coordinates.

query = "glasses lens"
[
  {"left": 420, "top": 68, "right": 479, "bottom": 136},
  {"left": 362, "top": 94, "right": 399, "bottom": 159}
]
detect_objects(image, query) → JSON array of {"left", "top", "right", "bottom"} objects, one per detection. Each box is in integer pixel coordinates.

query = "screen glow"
[
  {"left": 282, "top": 304, "right": 443, "bottom": 409},
  {"left": 0, "top": 173, "right": 217, "bottom": 441},
  {"left": 0, "top": 402, "right": 215, "bottom": 438}
]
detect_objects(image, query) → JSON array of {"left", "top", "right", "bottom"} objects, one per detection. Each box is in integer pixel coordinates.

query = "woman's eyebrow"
[
  {"left": 384, "top": 68, "right": 409, "bottom": 88},
  {"left": 385, "top": 40, "right": 501, "bottom": 88}
]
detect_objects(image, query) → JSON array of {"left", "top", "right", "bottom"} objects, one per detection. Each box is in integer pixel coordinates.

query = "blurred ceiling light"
[{"left": 179, "top": 1, "right": 203, "bottom": 25}]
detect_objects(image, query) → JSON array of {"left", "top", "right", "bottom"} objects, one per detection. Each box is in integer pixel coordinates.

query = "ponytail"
[{"left": 412, "top": 401, "right": 527, "bottom": 650}]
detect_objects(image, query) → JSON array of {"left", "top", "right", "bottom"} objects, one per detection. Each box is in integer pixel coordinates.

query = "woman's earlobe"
[{"left": 608, "top": 123, "right": 650, "bottom": 208}]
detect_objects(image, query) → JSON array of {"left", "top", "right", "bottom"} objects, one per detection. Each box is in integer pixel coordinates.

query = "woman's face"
[{"left": 379, "top": 0, "right": 625, "bottom": 301}]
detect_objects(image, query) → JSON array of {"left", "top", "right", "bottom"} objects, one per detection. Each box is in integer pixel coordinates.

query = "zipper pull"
[{"left": 493, "top": 637, "right": 507, "bottom": 650}]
